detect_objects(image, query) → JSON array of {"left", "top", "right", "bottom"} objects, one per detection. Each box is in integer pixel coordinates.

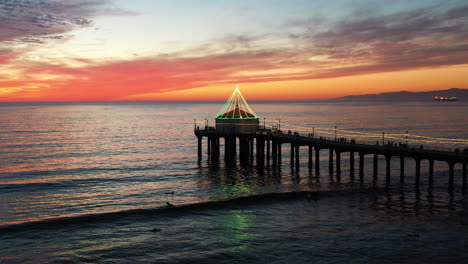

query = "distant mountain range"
[{"left": 332, "top": 88, "right": 468, "bottom": 101}]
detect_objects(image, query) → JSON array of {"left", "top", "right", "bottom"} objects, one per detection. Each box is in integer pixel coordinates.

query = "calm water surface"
[{"left": 1, "top": 101, "right": 467, "bottom": 263}]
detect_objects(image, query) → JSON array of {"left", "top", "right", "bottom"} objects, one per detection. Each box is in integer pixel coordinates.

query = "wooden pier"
[{"left": 195, "top": 127, "right": 468, "bottom": 193}]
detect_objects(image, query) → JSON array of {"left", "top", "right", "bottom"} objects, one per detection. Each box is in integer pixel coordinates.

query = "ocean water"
[{"left": 1, "top": 101, "right": 468, "bottom": 263}]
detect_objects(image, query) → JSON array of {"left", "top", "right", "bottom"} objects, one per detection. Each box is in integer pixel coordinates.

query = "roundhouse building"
[{"left": 215, "top": 87, "right": 259, "bottom": 134}]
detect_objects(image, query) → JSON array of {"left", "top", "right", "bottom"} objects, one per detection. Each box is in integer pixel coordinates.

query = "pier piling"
[
  {"left": 386, "top": 155, "right": 391, "bottom": 182},
  {"left": 266, "top": 140, "right": 270, "bottom": 164},
  {"left": 415, "top": 158, "right": 421, "bottom": 187},
  {"left": 449, "top": 162, "right": 454, "bottom": 192},
  {"left": 250, "top": 138, "right": 254, "bottom": 164},
  {"left": 197, "top": 136, "right": 202, "bottom": 161},
  {"left": 272, "top": 140, "right": 277, "bottom": 167},
  {"left": 462, "top": 162, "right": 467, "bottom": 193},
  {"left": 278, "top": 143, "right": 282, "bottom": 165},
  {"left": 290, "top": 144, "right": 295, "bottom": 168},
  {"left": 256, "top": 138, "right": 264, "bottom": 167},
  {"left": 400, "top": 156, "right": 405, "bottom": 182},
  {"left": 336, "top": 151, "right": 341, "bottom": 176},
  {"left": 373, "top": 153, "right": 378, "bottom": 178},
  {"left": 295, "top": 145, "right": 300, "bottom": 170},
  {"left": 308, "top": 145, "right": 313, "bottom": 170},
  {"left": 315, "top": 148, "right": 320, "bottom": 175},
  {"left": 463, "top": 162, "right": 467, "bottom": 193},
  {"left": 429, "top": 159, "right": 434, "bottom": 186},
  {"left": 239, "top": 137, "right": 249, "bottom": 165},
  {"left": 359, "top": 153, "right": 364, "bottom": 179}
]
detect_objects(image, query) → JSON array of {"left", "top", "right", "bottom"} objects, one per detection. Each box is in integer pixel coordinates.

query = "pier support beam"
[
  {"left": 295, "top": 145, "right": 300, "bottom": 170},
  {"left": 239, "top": 137, "right": 249, "bottom": 165},
  {"left": 449, "top": 162, "right": 454, "bottom": 193},
  {"left": 266, "top": 140, "right": 270, "bottom": 165},
  {"left": 249, "top": 138, "right": 254, "bottom": 163},
  {"left": 210, "top": 137, "right": 220, "bottom": 164},
  {"left": 256, "top": 138, "right": 264, "bottom": 167},
  {"left": 224, "top": 137, "right": 236, "bottom": 164},
  {"left": 329, "top": 148, "right": 334, "bottom": 175},
  {"left": 207, "top": 137, "right": 211, "bottom": 156},
  {"left": 197, "top": 136, "right": 202, "bottom": 161},
  {"left": 400, "top": 156, "right": 405, "bottom": 182},
  {"left": 210, "top": 137, "right": 220, "bottom": 162},
  {"left": 233, "top": 137, "right": 237, "bottom": 157},
  {"left": 336, "top": 151, "right": 341, "bottom": 176},
  {"left": 350, "top": 151, "right": 355, "bottom": 179},
  {"left": 224, "top": 137, "right": 233, "bottom": 165},
  {"left": 373, "top": 153, "right": 378, "bottom": 178},
  {"left": 359, "top": 153, "right": 364, "bottom": 179},
  {"left": 429, "top": 159, "right": 434, "bottom": 186},
  {"left": 315, "top": 148, "right": 320, "bottom": 175},
  {"left": 272, "top": 141, "right": 277, "bottom": 167},
  {"left": 218, "top": 137, "right": 222, "bottom": 157},
  {"left": 463, "top": 162, "right": 467, "bottom": 193},
  {"left": 262, "top": 140, "right": 266, "bottom": 166},
  {"left": 308, "top": 145, "right": 313, "bottom": 170},
  {"left": 385, "top": 155, "right": 391, "bottom": 182},
  {"left": 415, "top": 158, "right": 421, "bottom": 187},
  {"left": 278, "top": 143, "right": 282, "bottom": 165},
  {"left": 290, "top": 144, "right": 295, "bottom": 168},
  {"left": 255, "top": 138, "right": 260, "bottom": 165},
  {"left": 215, "top": 137, "right": 220, "bottom": 157}
]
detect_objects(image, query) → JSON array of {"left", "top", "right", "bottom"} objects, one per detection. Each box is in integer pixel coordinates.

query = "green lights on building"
[{"left": 216, "top": 86, "right": 259, "bottom": 120}]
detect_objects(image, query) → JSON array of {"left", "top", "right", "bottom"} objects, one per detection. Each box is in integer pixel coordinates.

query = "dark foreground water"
[{"left": 1, "top": 101, "right": 468, "bottom": 263}]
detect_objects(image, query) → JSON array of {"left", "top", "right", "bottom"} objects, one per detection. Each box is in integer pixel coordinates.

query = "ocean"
[{"left": 1, "top": 101, "right": 468, "bottom": 263}]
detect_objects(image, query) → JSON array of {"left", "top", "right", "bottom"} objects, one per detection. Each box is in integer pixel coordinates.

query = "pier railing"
[{"left": 196, "top": 124, "right": 468, "bottom": 153}]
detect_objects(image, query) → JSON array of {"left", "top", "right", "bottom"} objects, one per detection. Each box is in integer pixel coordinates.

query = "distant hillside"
[{"left": 333, "top": 88, "right": 468, "bottom": 101}]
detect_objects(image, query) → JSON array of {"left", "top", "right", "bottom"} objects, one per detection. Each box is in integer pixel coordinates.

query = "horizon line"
[
  {"left": 1, "top": 99, "right": 465, "bottom": 104},
  {"left": 2, "top": 87, "right": 466, "bottom": 104}
]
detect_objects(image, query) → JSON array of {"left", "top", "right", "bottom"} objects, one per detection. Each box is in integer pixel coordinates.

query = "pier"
[
  {"left": 195, "top": 87, "right": 468, "bottom": 193},
  {"left": 195, "top": 128, "right": 468, "bottom": 192}
]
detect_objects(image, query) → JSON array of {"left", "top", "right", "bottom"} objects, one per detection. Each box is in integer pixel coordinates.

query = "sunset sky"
[{"left": 1, "top": 0, "right": 468, "bottom": 101}]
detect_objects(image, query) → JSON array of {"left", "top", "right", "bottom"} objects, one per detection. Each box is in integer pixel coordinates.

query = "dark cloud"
[
  {"left": 304, "top": 4, "right": 468, "bottom": 71},
  {"left": 203, "top": 3, "right": 468, "bottom": 82},
  {"left": 0, "top": 0, "right": 131, "bottom": 44},
  {"left": 315, "top": 6, "right": 467, "bottom": 43}
]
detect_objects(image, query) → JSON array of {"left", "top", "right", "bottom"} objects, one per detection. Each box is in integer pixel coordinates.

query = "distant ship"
[{"left": 434, "top": 96, "right": 457, "bottom": 102}]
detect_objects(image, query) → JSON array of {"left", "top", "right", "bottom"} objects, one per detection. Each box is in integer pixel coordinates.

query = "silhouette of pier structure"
[{"left": 195, "top": 87, "right": 468, "bottom": 193}]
